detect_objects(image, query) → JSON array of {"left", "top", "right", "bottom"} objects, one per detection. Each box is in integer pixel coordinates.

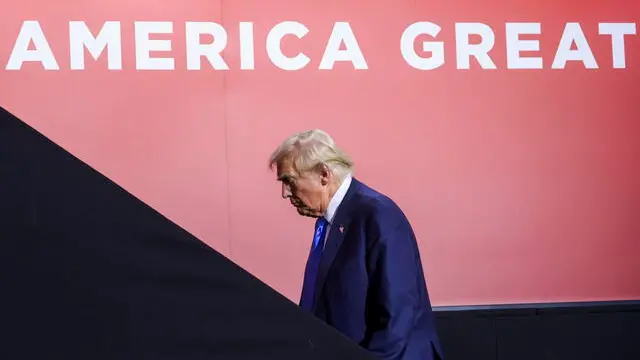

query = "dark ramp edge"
[{"left": 0, "top": 106, "right": 375, "bottom": 360}]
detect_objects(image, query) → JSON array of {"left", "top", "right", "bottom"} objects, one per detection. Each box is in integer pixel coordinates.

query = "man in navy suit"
[{"left": 269, "top": 129, "right": 444, "bottom": 360}]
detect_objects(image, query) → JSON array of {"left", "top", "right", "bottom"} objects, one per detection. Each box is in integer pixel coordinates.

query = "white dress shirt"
[{"left": 322, "top": 174, "right": 352, "bottom": 247}]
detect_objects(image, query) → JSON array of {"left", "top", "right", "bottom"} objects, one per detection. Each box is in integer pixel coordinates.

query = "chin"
[{"left": 296, "top": 207, "right": 319, "bottom": 218}]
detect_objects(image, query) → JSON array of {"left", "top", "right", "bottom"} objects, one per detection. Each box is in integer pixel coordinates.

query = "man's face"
[{"left": 276, "top": 157, "right": 328, "bottom": 218}]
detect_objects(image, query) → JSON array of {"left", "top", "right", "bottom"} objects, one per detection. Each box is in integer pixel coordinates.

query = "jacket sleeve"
[{"left": 361, "top": 207, "right": 422, "bottom": 359}]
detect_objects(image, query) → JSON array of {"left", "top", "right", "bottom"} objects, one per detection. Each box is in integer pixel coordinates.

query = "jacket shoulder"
[{"left": 350, "top": 179, "right": 409, "bottom": 225}]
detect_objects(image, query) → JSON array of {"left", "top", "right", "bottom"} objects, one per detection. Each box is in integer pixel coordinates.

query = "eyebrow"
[{"left": 278, "top": 173, "right": 294, "bottom": 182}]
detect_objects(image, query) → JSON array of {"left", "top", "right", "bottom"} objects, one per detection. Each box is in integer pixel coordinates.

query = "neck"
[{"left": 319, "top": 176, "right": 343, "bottom": 215}]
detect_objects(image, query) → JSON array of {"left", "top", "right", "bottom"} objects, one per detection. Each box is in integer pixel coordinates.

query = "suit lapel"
[{"left": 312, "top": 178, "right": 359, "bottom": 309}]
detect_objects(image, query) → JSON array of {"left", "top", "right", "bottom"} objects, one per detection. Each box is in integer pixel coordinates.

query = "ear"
[{"left": 318, "top": 163, "right": 332, "bottom": 185}]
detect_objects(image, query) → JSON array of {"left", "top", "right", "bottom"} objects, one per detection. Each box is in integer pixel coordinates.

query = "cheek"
[
  {"left": 292, "top": 188, "right": 309, "bottom": 202},
  {"left": 293, "top": 183, "right": 316, "bottom": 203}
]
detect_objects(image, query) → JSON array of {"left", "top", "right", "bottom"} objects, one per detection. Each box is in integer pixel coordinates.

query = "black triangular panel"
[{"left": 0, "top": 106, "right": 374, "bottom": 360}]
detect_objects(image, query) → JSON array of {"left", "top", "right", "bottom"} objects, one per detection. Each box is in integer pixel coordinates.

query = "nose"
[{"left": 281, "top": 183, "right": 292, "bottom": 198}]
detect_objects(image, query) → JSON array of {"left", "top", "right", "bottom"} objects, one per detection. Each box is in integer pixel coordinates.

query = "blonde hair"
[{"left": 269, "top": 129, "right": 354, "bottom": 181}]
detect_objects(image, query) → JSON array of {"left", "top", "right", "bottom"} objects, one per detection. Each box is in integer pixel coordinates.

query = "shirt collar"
[{"left": 324, "top": 174, "right": 352, "bottom": 224}]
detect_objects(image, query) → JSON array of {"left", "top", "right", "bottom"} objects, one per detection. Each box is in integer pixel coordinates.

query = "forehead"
[{"left": 276, "top": 157, "right": 296, "bottom": 178}]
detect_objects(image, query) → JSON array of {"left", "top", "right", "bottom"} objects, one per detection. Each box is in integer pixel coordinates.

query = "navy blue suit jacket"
[{"left": 310, "top": 178, "right": 444, "bottom": 360}]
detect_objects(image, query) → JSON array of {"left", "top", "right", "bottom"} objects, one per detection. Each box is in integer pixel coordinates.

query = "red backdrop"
[{"left": 1, "top": 0, "right": 639, "bottom": 306}]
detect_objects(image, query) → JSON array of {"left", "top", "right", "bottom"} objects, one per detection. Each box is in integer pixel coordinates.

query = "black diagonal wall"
[{"left": 0, "top": 106, "right": 375, "bottom": 360}]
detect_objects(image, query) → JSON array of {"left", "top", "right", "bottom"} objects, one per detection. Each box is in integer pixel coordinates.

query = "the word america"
[{"left": 4, "top": 20, "right": 637, "bottom": 71}]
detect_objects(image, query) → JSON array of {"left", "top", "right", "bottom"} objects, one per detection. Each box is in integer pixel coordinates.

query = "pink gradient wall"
[{"left": 1, "top": 1, "right": 639, "bottom": 306}]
